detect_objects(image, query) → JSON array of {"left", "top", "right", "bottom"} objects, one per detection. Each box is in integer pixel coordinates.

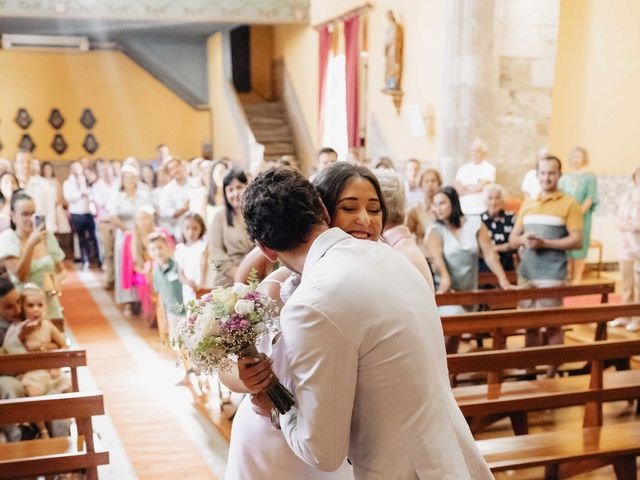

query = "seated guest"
[
  {"left": 0, "top": 269, "right": 25, "bottom": 443},
  {"left": 454, "top": 138, "right": 496, "bottom": 215},
  {"left": 479, "top": 184, "right": 516, "bottom": 272},
  {"left": 406, "top": 167, "right": 441, "bottom": 255},
  {"left": 403, "top": 158, "right": 423, "bottom": 209},
  {"left": 613, "top": 166, "right": 640, "bottom": 331},
  {"left": 374, "top": 168, "right": 435, "bottom": 291},
  {"left": 509, "top": 155, "right": 583, "bottom": 352},
  {"left": 208, "top": 169, "right": 253, "bottom": 286},
  {"left": 0, "top": 192, "right": 66, "bottom": 322}
]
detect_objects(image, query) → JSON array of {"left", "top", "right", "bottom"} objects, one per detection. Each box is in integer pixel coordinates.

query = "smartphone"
[{"left": 33, "top": 214, "right": 46, "bottom": 229}]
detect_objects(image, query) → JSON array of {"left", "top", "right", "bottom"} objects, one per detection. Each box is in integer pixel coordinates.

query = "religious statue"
[{"left": 383, "top": 10, "right": 404, "bottom": 113}]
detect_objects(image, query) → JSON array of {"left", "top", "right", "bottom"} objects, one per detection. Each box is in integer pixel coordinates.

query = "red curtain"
[
  {"left": 344, "top": 14, "right": 360, "bottom": 148},
  {"left": 317, "top": 25, "right": 331, "bottom": 140}
]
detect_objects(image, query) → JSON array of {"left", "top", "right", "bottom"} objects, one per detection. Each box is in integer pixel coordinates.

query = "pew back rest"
[
  {"left": 436, "top": 282, "right": 614, "bottom": 307},
  {"left": 441, "top": 303, "right": 640, "bottom": 336},
  {"left": 447, "top": 339, "right": 640, "bottom": 376},
  {"left": 0, "top": 349, "right": 86, "bottom": 392}
]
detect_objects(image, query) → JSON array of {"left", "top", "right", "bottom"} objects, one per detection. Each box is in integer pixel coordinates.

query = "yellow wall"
[
  {"left": 274, "top": 24, "right": 319, "bottom": 145},
  {"left": 250, "top": 26, "right": 274, "bottom": 101},
  {"left": 550, "top": 0, "right": 640, "bottom": 174},
  {"left": 275, "top": 0, "right": 444, "bottom": 163},
  {"left": 0, "top": 50, "right": 210, "bottom": 161},
  {"left": 207, "top": 33, "right": 246, "bottom": 161}
]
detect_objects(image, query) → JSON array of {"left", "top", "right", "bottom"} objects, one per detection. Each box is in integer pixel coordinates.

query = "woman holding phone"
[{"left": 0, "top": 191, "right": 66, "bottom": 322}]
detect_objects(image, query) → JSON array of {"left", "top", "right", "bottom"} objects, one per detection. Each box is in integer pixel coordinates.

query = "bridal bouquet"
[{"left": 175, "top": 275, "right": 296, "bottom": 414}]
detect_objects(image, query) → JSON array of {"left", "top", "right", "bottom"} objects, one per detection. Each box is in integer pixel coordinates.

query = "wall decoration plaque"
[
  {"left": 15, "top": 108, "right": 33, "bottom": 129},
  {"left": 80, "top": 108, "right": 96, "bottom": 129},
  {"left": 48, "top": 109, "right": 65, "bottom": 129},
  {"left": 83, "top": 133, "right": 99, "bottom": 154},
  {"left": 19, "top": 134, "right": 36, "bottom": 152},
  {"left": 52, "top": 134, "right": 68, "bottom": 155}
]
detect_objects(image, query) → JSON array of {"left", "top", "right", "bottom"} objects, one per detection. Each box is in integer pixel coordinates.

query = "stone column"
[
  {"left": 438, "top": 0, "right": 498, "bottom": 184},
  {"left": 493, "top": 0, "right": 560, "bottom": 189},
  {"left": 437, "top": 0, "right": 560, "bottom": 190}
]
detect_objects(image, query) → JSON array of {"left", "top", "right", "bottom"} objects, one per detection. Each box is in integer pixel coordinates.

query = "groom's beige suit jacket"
[{"left": 280, "top": 228, "right": 493, "bottom": 480}]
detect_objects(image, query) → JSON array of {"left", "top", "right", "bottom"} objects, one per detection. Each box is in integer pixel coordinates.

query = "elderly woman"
[
  {"left": 0, "top": 192, "right": 66, "bottom": 321},
  {"left": 374, "top": 168, "right": 434, "bottom": 291},
  {"left": 108, "top": 164, "right": 152, "bottom": 316},
  {"left": 613, "top": 166, "right": 640, "bottom": 331},
  {"left": 558, "top": 146, "right": 598, "bottom": 283},
  {"left": 406, "top": 168, "right": 442, "bottom": 256},
  {"left": 479, "top": 184, "right": 516, "bottom": 272}
]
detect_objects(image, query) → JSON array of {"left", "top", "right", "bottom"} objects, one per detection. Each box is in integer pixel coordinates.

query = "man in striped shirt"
[{"left": 510, "top": 155, "right": 583, "bottom": 354}]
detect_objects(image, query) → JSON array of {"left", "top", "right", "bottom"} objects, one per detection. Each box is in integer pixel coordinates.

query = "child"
[
  {"left": 175, "top": 213, "right": 214, "bottom": 302},
  {"left": 5, "top": 284, "right": 70, "bottom": 438},
  {"left": 3, "top": 283, "right": 67, "bottom": 354},
  {"left": 148, "top": 232, "right": 185, "bottom": 342}
]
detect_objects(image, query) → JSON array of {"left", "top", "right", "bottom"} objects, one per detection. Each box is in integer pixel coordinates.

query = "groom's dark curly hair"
[{"left": 242, "top": 167, "right": 325, "bottom": 251}]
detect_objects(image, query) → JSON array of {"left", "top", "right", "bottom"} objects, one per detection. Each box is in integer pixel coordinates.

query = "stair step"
[
  {"left": 247, "top": 116, "right": 288, "bottom": 127},
  {"left": 264, "top": 142, "right": 295, "bottom": 155},
  {"left": 244, "top": 102, "right": 285, "bottom": 114}
]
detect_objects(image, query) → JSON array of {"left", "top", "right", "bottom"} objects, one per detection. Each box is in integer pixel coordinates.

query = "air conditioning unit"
[{"left": 1, "top": 34, "right": 89, "bottom": 52}]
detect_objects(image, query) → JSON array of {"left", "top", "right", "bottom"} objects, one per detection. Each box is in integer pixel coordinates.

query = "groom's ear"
[
  {"left": 257, "top": 242, "right": 278, "bottom": 263},
  {"left": 319, "top": 200, "right": 331, "bottom": 226}
]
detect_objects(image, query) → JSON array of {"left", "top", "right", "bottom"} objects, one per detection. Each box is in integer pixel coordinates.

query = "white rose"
[
  {"left": 232, "top": 283, "right": 252, "bottom": 298},
  {"left": 234, "top": 299, "right": 255, "bottom": 316}
]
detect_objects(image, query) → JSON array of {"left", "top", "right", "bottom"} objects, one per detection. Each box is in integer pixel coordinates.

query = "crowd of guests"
[{"left": 0, "top": 136, "right": 636, "bottom": 444}]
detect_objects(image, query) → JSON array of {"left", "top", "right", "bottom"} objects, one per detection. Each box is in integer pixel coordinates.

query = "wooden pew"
[
  {"left": 436, "top": 281, "right": 615, "bottom": 308},
  {"left": 441, "top": 303, "right": 640, "bottom": 349},
  {"left": 0, "top": 348, "right": 86, "bottom": 392},
  {"left": 0, "top": 392, "right": 109, "bottom": 480},
  {"left": 449, "top": 340, "right": 640, "bottom": 434},
  {"left": 448, "top": 340, "right": 640, "bottom": 478}
]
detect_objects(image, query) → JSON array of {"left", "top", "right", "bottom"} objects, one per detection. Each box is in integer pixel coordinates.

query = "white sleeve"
[
  {"left": 280, "top": 302, "right": 358, "bottom": 472},
  {"left": 487, "top": 162, "right": 496, "bottom": 182},
  {"left": 63, "top": 178, "right": 81, "bottom": 203}
]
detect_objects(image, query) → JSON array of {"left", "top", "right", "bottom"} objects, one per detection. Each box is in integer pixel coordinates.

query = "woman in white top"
[{"left": 108, "top": 165, "right": 152, "bottom": 314}]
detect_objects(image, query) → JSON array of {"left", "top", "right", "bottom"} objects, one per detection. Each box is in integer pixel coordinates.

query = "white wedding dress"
[{"left": 224, "top": 276, "right": 353, "bottom": 480}]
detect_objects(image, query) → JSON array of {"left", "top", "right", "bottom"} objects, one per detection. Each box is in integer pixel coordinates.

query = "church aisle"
[{"left": 61, "top": 267, "right": 228, "bottom": 479}]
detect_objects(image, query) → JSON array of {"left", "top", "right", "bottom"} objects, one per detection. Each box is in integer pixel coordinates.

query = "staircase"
[{"left": 243, "top": 101, "right": 297, "bottom": 162}]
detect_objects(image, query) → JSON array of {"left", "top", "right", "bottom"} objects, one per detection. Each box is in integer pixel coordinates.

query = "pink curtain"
[
  {"left": 344, "top": 14, "right": 360, "bottom": 148},
  {"left": 317, "top": 25, "right": 331, "bottom": 140}
]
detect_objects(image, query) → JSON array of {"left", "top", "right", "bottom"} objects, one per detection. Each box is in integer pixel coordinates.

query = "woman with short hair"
[{"left": 480, "top": 183, "right": 516, "bottom": 272}]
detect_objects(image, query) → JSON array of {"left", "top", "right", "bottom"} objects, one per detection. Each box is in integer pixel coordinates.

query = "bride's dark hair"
[{"left": 312, "top": 162, "right": 388, "bottom": 227}]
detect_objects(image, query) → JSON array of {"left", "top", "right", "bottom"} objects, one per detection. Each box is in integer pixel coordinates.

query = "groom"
[{"left": 242, "top": 168, "right": 492, "bottom": 479}]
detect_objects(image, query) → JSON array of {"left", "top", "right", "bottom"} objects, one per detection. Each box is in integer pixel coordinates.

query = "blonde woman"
[{"left": 558, "top": 146, "right": 598, "bottom": 283}]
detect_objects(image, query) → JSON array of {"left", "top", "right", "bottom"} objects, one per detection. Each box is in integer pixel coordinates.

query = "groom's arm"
[{"left": 280, "top": 302, "right": 358, "bottom": 471}]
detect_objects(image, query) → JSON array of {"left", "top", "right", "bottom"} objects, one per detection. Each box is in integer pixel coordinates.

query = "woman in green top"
[
  {"left": 0, "top": 191, "right": 66, "bottom": 320},
  {"left": 559, "top": 146, "right": 598, "bottom": 283}
]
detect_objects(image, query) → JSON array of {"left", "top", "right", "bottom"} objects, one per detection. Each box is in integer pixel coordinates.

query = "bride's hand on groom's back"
[{"left": 238, "top": 355, "right": 274, "bottom": 394}]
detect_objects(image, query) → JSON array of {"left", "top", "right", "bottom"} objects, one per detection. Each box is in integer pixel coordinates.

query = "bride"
[{"left": 221, "top": 163, "right": 388, "bottom": 479}]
